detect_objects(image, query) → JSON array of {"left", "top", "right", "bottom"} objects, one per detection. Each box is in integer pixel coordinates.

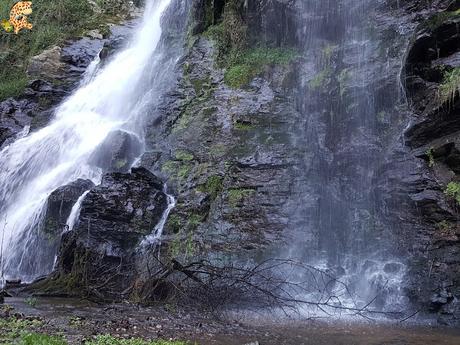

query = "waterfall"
[
  {"left": 0, "top": 0, "right": 172, "bottom": 282},
  {"left": 289, "top": 0, "right": 407, "bottom": 315}
]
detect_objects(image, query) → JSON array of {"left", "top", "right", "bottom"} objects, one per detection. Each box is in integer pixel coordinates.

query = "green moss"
[
  {"left": 187, "top": 213, "right": 203, "bottom": 229},
  {"left": 202, "top": 106, "right": 218, "bottom": 117},
  {"left": 175, "top": 150, "right": 194, "bottom": 162},
  {"left": 445, "top": 181, "right": 460, "bottom": 204},
  {"left": 191, "top": 78, "right": 209, "bottom": 94},
  {"left": 168, "top": 214, "right": 183, "bottom": 234},
  {"left": 114, "top": 159, "right": 128, "bottom": 170},
  {"left": 228, "top": 188, "right": 255, "bottom": 207},
  {"left": 425, "top": 9, "right": 460, "bottom": 31},
  {"left": 338, "top": 68, "right": 351, "bottom": 98},
  {"left": 161, "top": 161, "right": 178, "bottom": 175},
  {"left": 177, "top": 165, "right": 191, "bottom": 181},
  {"left": 310, "top": 67, "right": 332, "bottom": 90},
  {"left": 233, "top": 121, "right": 253, "bottom": 130},
  {"left": 439, "top": 67, "right": 460, "bottom": 105},
  {"left": 209, "top": 144, "right": 227, "bottom": 158},
  {"left": 198, "top": 175, "right": 223, "bottom": 200},
  {"left": 437, "top": 220, "right": 451, "bottom": 232},
  {"left": 223, "top": 47, "right": 298, "bottom": 88},
  {"left": 224, "top": 64, "right": 253, "bottom": 88}
]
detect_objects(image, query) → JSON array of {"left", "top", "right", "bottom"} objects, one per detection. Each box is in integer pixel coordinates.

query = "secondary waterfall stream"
[{"left": 0, "top": 0, "right": 172, "bottom": 283}]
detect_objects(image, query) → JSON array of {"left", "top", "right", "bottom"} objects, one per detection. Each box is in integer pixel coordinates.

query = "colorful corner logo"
[{"left": 1, "top": 1, "right": 33, "bottom": 34}]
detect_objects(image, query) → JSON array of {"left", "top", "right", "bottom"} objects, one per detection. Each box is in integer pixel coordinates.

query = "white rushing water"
[{"left": 0, "top": 0, "right": 172, "bottom": 281}]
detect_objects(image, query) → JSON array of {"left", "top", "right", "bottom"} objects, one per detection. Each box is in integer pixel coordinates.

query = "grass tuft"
[
  {"left": 439, "top": 67, "right": 460, "bottom": 106},
  {"left": 0, "top": 0, "right": 120, "bottom": 100},
  {"left": 85, "top": 335, "right": 190, "bottom": 345},
  {"left": 445, "top": 181, "right": 460, "bottom": 204}
]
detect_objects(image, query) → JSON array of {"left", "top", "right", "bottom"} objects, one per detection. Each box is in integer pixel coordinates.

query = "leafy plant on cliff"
[
  {"left": 0, "top": 0, "right": 117, "bottom": 100},
  {"left": 444, "top": 181, "right": 460, "bottom": 205},
  {"left": 438, "top": 67, "right": 460, "bottom": 106},
  {"left": 426, "top": 147, "right": 435, "bottom": 167},
  {"left": 203, "top": 0, "right": 297, "bottom": 88},
  {"left": 425, "top": 9, "right": 460, "bottom": 31},
  {"left": 228, "top": 188, "right": 255, "bottom": 207},
  {"left": 224, "top": 47, "right": 298, "bottom": 88}
]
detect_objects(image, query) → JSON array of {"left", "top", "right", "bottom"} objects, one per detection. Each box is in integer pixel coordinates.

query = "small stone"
[{"left": 87, "top": 29, "right": 103, "bottom": 40}]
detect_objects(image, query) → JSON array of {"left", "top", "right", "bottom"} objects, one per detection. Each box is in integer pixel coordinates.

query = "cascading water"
[
  {"left": 0, "top": 0, "right": 172, "bottom": 283},
  {"left": 289, "top": 0, "right": 407, "bottom": 316}
]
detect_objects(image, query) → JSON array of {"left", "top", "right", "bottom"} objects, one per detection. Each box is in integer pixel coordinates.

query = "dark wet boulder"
[
  {"left": 39, "top": 168, "right": 167, "bottom": 300},
  {"left": 89, "top": 130, "right": 143, "bottom": 173},
  {"left": 43, "top": 179, "right": 95, "bottom": 237}
]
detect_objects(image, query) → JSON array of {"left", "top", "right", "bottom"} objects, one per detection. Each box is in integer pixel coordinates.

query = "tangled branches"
[{"left": 139, "top": 256, "right": 403, "bottom": 320}]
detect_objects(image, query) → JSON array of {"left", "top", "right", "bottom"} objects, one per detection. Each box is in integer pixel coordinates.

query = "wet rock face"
[
  {"left": 47, "top": 168, "right": 167, "bottom": 299},
  {"left": 69, "top": 168, "right": 166, "bottom": 255},
  {"left": 141, "top": 33, "right": 299, "bottom": 256},
  {"left": 44, "top": 179, "right": 95, "bottom": 237},
  {"left": 89, "top": 130, "right": 143, "bottom": 173},
  {"left": 0, "top": 23, "right": 137, "bottom": 149},
  {"left": 402, "top": 0, "right": 460, "bottom": 324}
]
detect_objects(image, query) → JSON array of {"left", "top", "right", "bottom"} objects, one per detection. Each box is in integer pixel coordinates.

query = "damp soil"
[{"left": 2, "top": 297, "right": 460, "bottom": 345}]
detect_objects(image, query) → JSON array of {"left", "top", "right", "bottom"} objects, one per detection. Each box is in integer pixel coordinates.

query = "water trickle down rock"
[
  {"left": 43, "top": 179, "right": 95, "bottom": 237},
  {"left": 41, "top": 167, "right": 167, "bottom": 299}
]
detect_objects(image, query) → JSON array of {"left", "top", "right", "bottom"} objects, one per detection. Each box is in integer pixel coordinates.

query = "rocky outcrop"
[
  {"left": 89, "top": 130, "right": 143, "bottom": 173},
  {"left": 34, "top": 168, "right": 167, "bottom": 299},
  {"left": 43, "top": 179, "right": 95, "bottom": 237},
  {"left": 402, "top": 1, "right": 460, "bottom": 324},
  {"left": 0, "top": 20, "right": 138, "bottom": 149}
]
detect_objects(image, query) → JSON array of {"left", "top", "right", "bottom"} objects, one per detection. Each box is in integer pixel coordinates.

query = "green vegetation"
[
  {"left": 177, "top": 165, "right": 191, "bottom": 181},
  {"left": 166, "top": 214, "right": 182, "bottom": 233},
  {"left": 0, "top": 316, "right": 191, "bottom": 345},
  {"left": 338, "top": 68, "right": 351, "bottom": 98},
  {"left": 309, "top": 67, "right": 332, "bottom": 90},
  {"left": 85, "top": 335, "right": 189, "bottom": 345},
  {"left": 223, "top": 47, "right": 298, "bottom": 88},
  {"left": 426, "top": 147, "right": 435, "bottom": 167},
  {"left": 437, "top": 220, "right": 451, "bottom": 232},
  {"left": 228, "top": 188, "right": 255, "bottom": 207},
  {"left": 19, "top": 333, "right": 67, "bottom": 345},
  {"left": 425, "top": 9, "right": 460, "bottom": 31},
  {"left": 322, "top": 44, "right": 338, "bottom": 65},
  {"left": 25, "top": 296, "right": 38, "bottom": 308},
  {"left": 203, "top": 2, "right": 297, "bottom": 88},
  {"left": 439, "top": 67, "right": 460, "bottom": 105},
  {"left": 0, "top": 0, "right": 117, "bottom": 100},
  {"left": 0, "top": 315, "right": 43, "bottom": 344},
  {"left": 445, "top": 181, "right": 460, "bottom": 204},
  {"left": 198, "top": 175, "right": 223, "bottom": 200},
  {"left": 208, "top": 144, "right": 227, "bottom": 158},
  {"left": 175, "top": 150, "right": 194, "bottom": 162},
  {"left": 233, "top": 121, "right": 254, "bottom": 130}
]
